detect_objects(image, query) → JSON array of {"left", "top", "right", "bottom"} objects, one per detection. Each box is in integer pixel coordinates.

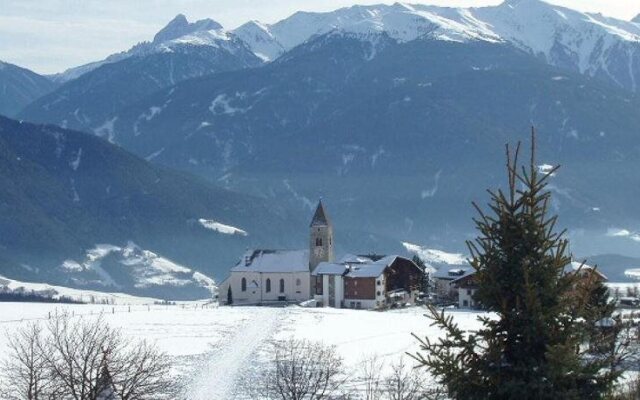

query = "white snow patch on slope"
[
  {"left": 61, "top": 243, "right": 217, "bottom": 291},
  {"left": 402, "top": 242, "right": 468, "bottom": 265},
  {"left": 70, "top": 148, "right": 82, "bottom": 171},
  {"left": 93, "top": 117, "right": 118, "bottom": 142},
  {"left": 209, "top": 94, "right": 251, "bottom": 115},
  {"left": 607, "top": 228, "right": 640, "bottom": 242},
  {"left": 199, "top": 219, "right": 248, "bottom": 236}
]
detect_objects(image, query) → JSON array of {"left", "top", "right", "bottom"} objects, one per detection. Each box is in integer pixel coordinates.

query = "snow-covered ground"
[
  {"left": 0, "top": 302, "right": 485, "bottom": 399},
  {"left": 0, "top": 275, "right": 161, "bottom": 304}
]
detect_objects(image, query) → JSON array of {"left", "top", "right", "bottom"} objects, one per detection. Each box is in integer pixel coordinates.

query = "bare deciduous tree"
[
  {"left": 259, "top": 338, "right": 345, "bottom": 400},
  {"left": 359, "top": 356, "right": 384, "bottom": 400},
  {"left": 382, "top": 358, "right": 423, "bottom": 400},
  {"left": 1, "top": 313, "right": 175, "bottom": 400},
  {"left": 1, "top": 323, "right": 61, "bottom": 400}
]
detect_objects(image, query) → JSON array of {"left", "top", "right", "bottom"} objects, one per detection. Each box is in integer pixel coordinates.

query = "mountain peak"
[
  {"left": 499, "top": 0, "right": 549, "bottom": 9},
  {"left": 153, "top": 14, "right": 224, "bottom": 44},
  {"left": 633, "top": 14, "right": 640, "bottom": 23}
]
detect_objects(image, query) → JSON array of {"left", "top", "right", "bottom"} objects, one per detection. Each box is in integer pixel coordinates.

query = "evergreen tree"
[
  {"left": 412, "top": 255, "right": 432, "bottom": 296},
  {"left": 227, "top": 286, "right": 233, "bottom": 305},
  {"left": 411, "top": 131, "right": 622, "bottom": 400}
]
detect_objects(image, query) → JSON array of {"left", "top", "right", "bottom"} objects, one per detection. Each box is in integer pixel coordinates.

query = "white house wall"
[
  {"left": 458, "top": 288, "right": 477, "bottom": 309},
  {"left": 225, "top": 271, "right": 311, "bottom": 305}
]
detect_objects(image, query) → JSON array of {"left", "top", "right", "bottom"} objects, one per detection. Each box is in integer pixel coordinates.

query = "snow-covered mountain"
[
  {"left": 52, "top": 14, "right": 249, "bottom": 83},
  {"left": 231, "top": 1, "right": 640, "bottom": 92},
  {"left": 21, "top": 15, "right": 262, "bottom": 134}
]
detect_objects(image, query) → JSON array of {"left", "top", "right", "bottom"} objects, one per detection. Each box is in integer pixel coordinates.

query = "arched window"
[
  {"left": 279, "top": 279, "right": 285, "bottom": 293},
  {"left": 296, "top": 278, "right": 301, "bottom": 286},
  {"left": 266, "top": 278, "right": 271, "bottom": 293},
  {"left": 316, "top": 237, "right": 323, "bottom": 246},
  {"left": 241, "top": 277, "right": 247, "bottom": 292}
]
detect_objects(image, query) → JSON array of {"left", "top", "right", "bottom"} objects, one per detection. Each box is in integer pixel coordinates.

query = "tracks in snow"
[{"left": 187, "top": 308, "right": 284, "bottom": 400}]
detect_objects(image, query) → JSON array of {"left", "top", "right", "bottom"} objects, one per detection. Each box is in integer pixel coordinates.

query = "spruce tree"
[{"left": 411, "top": 131, "right": 621, "bottom": 400}]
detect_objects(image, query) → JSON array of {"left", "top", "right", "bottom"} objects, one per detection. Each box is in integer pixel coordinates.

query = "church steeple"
[
  {"left": 309, "top": 200, "right": 334, "bottom": 271},
  {"left": 310, "top": 199, "right": 331, "bottom": 227}
]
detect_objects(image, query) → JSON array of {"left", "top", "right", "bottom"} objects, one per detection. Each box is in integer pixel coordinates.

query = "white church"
[
  {"left": 218, "top": 201, "right": 424, "bottom": 309},
  {"left": 218, "top": 200, "right": 334, "bottom": 305}
]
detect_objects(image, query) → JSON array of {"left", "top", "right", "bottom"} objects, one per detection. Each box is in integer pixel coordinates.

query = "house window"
[
  {"left": 296, "top": 278, "right": 301, "bottom": 286},
  {"left": 463, "top": 300, "right": 469, "bottom": 307},
  {"left": 467, "top": 289, "right": 472, "bottom": 295},
  {"left": 376, "top": 280, "right": 381, "bottom": 286},
  {"left": 316, "top": 237, "right": 322, "bottom": 246},
  {"left": 316, "top": 276, "right": 323, "bottom": 295},
  {"left": 241, "top": 277, "right": 247, "bottom": 292},
  {"left": 356, "top": 302, "right": 361, "bottom": 309},
  {"left": 377, "top": 291, "right": 381, "bottom": 296},
  {"left": 279, "top": 279, "right": 285, "bottom": 293},
  {"left": 266, "top": 278, "right": 271, "bottom": 293}
]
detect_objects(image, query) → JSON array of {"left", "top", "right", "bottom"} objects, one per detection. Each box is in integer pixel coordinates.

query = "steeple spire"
[
  {"left": 96, "top": 349, "right": 118, "bottom": 400},
  {"left": 310, "top": 199, "right": 331, "bottom": 227}
]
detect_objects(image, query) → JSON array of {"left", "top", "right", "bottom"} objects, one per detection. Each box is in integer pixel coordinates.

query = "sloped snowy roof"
[
  {"left": 346, "top": 263, "right": 387, "bottom": 278},
  {"left": 231, "top": 249, "right": 309, "bottom": 273},
  {"left": 433, "top": 267, "right": 474, "bottom": 280},
  {"left": 313, "top": 262, "right": 348, "bottom": 276}
]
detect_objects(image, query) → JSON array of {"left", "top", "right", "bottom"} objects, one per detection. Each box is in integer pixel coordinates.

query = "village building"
[
  {"left": 449, "top": 261, "right": 608, "bottom": 309},
  {"left": 432, "top": 267, "right": 474, "bottom": 303},
  {"left": 219, "top": 201, "right": 423, "bottom": 309},
  {"left": 313, "top": 255, "right": 423, "bottom": 309},
  {"left": 218, "top": 200, "right": 333, "bottom": 306}
]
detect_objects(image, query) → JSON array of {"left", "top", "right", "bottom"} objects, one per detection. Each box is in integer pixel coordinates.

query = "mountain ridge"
[
  {"left": 0, "top": 115, "right": 298, "bottom": 298},
  {"left": 0, "top": 60, "right": 57, "bottom": 117}
]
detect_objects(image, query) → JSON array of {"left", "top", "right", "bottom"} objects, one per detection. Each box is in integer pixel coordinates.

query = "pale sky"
[{"left": 1, "top": 0, "right": 639, "bottom": 75}]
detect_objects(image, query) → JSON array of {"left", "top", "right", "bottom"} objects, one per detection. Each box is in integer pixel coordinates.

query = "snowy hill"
[
  {"left": 0, "top": 275, "right": 161, "bottom": 304},
  {"left": 58, "top": 242, "right": 217, "bottom": 299}
]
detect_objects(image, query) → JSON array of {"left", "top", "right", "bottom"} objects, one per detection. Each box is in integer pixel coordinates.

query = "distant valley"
[{"left": 3, "top": 0, "right": 640, "bottom": 296}]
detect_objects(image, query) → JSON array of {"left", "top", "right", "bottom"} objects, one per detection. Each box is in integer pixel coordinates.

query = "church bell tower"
[{"left": 309, "top": 200, "right": 334, "bottom": 271}]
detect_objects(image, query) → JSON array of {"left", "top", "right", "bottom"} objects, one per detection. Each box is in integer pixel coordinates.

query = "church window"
[
  {"left": 296, "top": 278, "right": 301, "bottom": 286},
  {"left": 266, "top": 278, "right": 271, "bottom": 293},
  {"left": 241, "top": 278, "right": 247, "bottom": 292},
  {"left": 279, "top": 279, "right": 285, "bottom": 293},
  {"left": 316, "top": 238, "right": 322, "bottom": 246}
]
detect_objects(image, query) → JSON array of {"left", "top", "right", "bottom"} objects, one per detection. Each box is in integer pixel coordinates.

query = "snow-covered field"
[{"left": 0, "top": 302, "right": 485, "bottom": 399}]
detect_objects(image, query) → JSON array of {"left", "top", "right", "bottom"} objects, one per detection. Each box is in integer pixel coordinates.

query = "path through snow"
[{"left": 187, "top": 307, "right": 285, "bottom": 400}]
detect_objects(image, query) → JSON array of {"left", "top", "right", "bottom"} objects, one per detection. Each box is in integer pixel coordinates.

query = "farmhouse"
[
  {"left": 449, "top": 261, "right": 608, "bottom": 309},
  {"left": 219, "top": 201, "right": 423, "bottom": 309},
  {"left": 432, "top": 267, "right": 474, "bottom": 303},
  {"left": 313, "top": 255, "right": 423, "bottom": 309}
]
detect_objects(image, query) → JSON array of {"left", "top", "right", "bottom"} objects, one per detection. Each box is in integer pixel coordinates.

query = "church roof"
[
  {"left": 310, "top": 200, "right": 331, "bottom": 227},
  {"left": 231, "top": 249, "right": 310, "bottom": 273}
]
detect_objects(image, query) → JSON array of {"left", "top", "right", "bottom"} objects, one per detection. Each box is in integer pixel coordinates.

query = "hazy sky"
[{"left": 1, "top": 0, "right": 639, "bottom": 75}]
